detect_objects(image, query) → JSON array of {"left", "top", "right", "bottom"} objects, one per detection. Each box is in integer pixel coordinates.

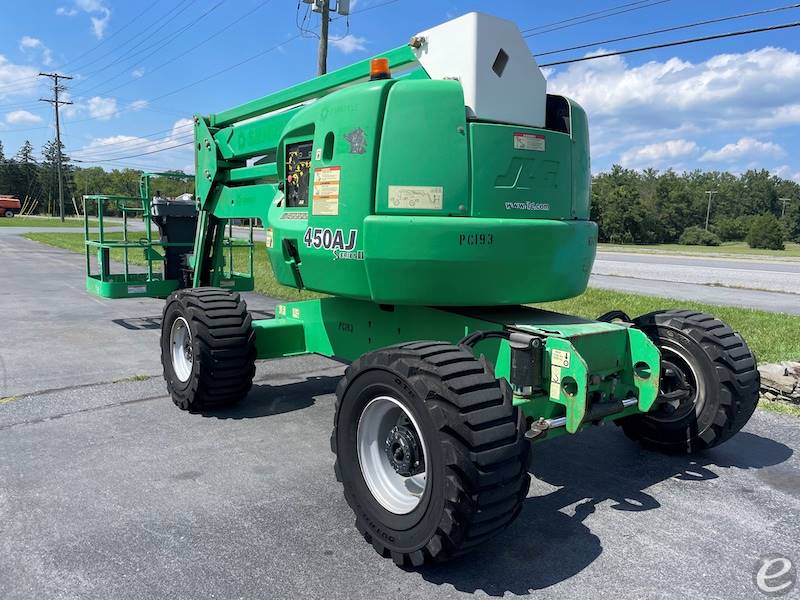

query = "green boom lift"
[{"left": 85, "top": 13, "right": 759, "bottom": 566}]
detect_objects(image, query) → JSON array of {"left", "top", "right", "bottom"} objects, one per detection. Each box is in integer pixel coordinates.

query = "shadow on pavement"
[
  {"left": 200, "top": 375, "right": 340, "bottom": 420},
  {"left": 419, "top": 425, "right": 793, "bottom": 596},
  {"left": 111, "top": 310, "right": 273, "bottom": 332}
]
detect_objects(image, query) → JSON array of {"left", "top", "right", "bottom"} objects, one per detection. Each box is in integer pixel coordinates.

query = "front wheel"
[
  {"left": 3, "top": 210, "right": 14, "bottom": 218},
  {"left": 620, "top": 309, "right": 759, "bottom": 453},
  {"left": 332, "top": 341, "right": 530, "bottom": 566},
  {"left": 160, "top": 287, "right": 256, "bottom": 411}
]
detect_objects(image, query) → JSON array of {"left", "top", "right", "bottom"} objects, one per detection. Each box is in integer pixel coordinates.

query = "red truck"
[{"left": 0, "top": 195, "right": 21, "bottom": 218}]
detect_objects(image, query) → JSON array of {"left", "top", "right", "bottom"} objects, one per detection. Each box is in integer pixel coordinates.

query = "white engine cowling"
[{"left": 412, "top": 12, "right": 547, "bottom": 128}]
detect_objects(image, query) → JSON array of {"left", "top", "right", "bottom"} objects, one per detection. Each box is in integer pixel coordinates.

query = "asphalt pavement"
[
  {"left": 0, "top": 228, "right": 798, "bottom": 599},
  {"left": 592, "top": 251, "right": 800, "bottom": 314}
]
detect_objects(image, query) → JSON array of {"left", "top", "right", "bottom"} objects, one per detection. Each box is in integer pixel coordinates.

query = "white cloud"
[
  {"left": 131, "top": 68, "right": 145, "bottom": 79},
  {"left": 60, "top": 0, "right": 111, "bottom": 39},
  {"left": 19, "top": 36, "right": 53, "bottom": 66},
  {"left": 548, "top": 47, "right": 800, "bottom": 128},
  {"left": 5, "top": 110, "right": 42, "bottom": 124},
  {"left": 700, "top": 137, "right": 785, "bottom": 163},
  {"left": 330, "top": 34, "right": 367, "bottom": 54},
  {"left": 128, "top": 99, "right": 148, "bottom": 111},
  {"left": 774, "top": 165, "right": 800, "bottom": 183},
  {"left": 753, "top": 104, "right": 800, "bottom": 129},
  {"left": 0, "top": 55, "right": 39, "bottom": 101},
  {"left": 87, "top": 96, "right": 117, "bottom": 120},
  {"left": 74, "top": 118, "right": 195, "bottom": 171},
  {"left": 547, "top": 47, "right": 800, "bottom": 171},
  {"left": 620, "top": 139, "right": 698, "bottom": 168}
]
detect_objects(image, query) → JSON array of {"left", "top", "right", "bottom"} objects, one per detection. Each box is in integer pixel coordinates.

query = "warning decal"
[
  {"left": 312, "top": 166, "right": 341, "bottom": 216},
  {"left": 550, "top": 365, "right": 562, "bottom": 400},
  {"left": 388, "top": 185, "right": 443, "bottom": 210},
  {"left": 513, "top": 132, "right": 545, "bottom": 152}
]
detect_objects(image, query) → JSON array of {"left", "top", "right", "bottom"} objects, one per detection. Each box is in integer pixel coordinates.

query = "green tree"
[
  {"left": 39, "top": 139, "right": 75, "bottom": 214},
  {"left": 746, "top": 213, "right": 785, "bottom": 250}
]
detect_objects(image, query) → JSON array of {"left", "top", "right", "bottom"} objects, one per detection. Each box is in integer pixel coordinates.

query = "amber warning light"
[{"left": 369, "top": 57, "right": 391, "bottom": 81}]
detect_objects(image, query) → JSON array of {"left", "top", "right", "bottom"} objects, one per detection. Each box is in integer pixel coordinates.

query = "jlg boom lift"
[{"left": 84, "top": 14, "right": 759, "bottom": 566}]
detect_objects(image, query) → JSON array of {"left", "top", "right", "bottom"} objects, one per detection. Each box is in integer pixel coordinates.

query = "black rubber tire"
[
  {"left": 160, "top": 287, "right": 256, "bottom": 411},
  {"left": 4, "top": 210, "right": 14, "bottom": 218},
  {"left": 331, "top": 341, "right": 530, "bottom": 567},
  {"left": 620, "top": 309, "right": 759, "bottom": 453}
]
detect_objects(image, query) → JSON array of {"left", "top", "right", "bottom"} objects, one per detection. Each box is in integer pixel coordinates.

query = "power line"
[
  {"left": 68, "top": 0, "right": 195, "bottom": 82},
  {"left": 522, "top": 0, "right": 669, "bottom": 35},
  {"left": 92, "top": 0, "right": 273, "bottom": 96},
  {"left": 55, "top": 0, "right": 162, "bottom": 71},
  {"left": 73, "top": 140, "right": 193, "bottom": 163},
  {"left": 75, "top": 0, "right": 226, "bottom": 95},
  {"left": 72, "top": 132, "right": 195, "bottom": 160},
  {"left": 538, "top": 20, "right": 800, "bottom": 67},
  {"left": 148, "top": 35, "right": 302, "bottom": 104},
  {"left": 535, "top": 2, "right": 800, "bottom": 57}
]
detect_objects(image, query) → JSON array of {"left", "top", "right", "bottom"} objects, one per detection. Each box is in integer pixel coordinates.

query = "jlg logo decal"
[{"left": 303, "top": 227, "right": 357, "bottom": 251}]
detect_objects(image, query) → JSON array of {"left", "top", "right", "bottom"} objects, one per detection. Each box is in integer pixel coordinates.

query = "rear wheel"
[
  {"left": 160, "top": 287, "right": 256, "bottom": 411},
  {"left": 332, "top": 341, "right": 530, "bottom": 566},
  {"left": 620, "top": 309, "right": 759, "bottom": 453},
  {"left": 3, "top": 210, "right": 14, "bottom": 218}
]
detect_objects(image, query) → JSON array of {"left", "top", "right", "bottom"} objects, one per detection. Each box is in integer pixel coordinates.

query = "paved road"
[
  {"left": 1, "top": 230, "right": 798, "bottom": 599},
  {"left": 592, "top": 251, "right": 800, "bottom": 314}
]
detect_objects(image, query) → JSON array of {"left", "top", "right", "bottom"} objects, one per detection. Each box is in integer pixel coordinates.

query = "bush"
[
  {"left": 714, "top": 216, "right": 751, "bottom": 241},
  {"left": 678, "top": 226, "right": 721, "bottom": 246},
  {"left": 746, "top": 213, "right": 785, "bottom": 250}
]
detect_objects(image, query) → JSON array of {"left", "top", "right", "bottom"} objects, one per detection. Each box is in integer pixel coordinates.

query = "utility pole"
[
  {"left": 704, "top": 190, "right": 717, "bottom": 230},
  {"left": 317, "top": 0, "right": 330, "bottom": 76},
  {"left": 39, "top": 72, "right": 73, "bottom": 222},
  {"left": 779, "top": 197, "right": 791, "bottom": 219}
]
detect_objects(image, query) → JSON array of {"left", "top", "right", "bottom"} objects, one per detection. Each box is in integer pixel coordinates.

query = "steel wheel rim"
[
  {"left": 650, "top": 345, "right": 702, "bottom": 422},
  {"left": 170, "top": 316, "right": 193, "bottom": 382},
  {"left": 357, "top": 395, "right": 428, "bottom": 515}
]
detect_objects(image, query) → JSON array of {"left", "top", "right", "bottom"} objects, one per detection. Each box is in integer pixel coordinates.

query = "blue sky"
[{"left": 0, "top": 0, "right": 798, "bottom": 180}]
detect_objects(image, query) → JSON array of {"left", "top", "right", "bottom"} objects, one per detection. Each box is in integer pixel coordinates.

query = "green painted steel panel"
[
  {"left": 262, "top": 298, "right": 660, "bottom": 436},
  {"left": 375, "top": 79, "right": 469, "bottom": 216},
  {"left": 209, "top": 45, "right": 418, "bottom": 127},
  {"left": 568, "top": 99, "right": 592, "bottom": 220},
  {"left": 264, "top": 80, "right": 395, "bottom": 298},
  {"left": 252, "top": 318, "right": 306, "bottom": 359},
  {"left": 362, "top": 216, "right": 597, "bottom": 305},
  {"left": 468, "top": 123, "right": 573, "bottom": 219},
  {"left": 86, "top": 274, "right": 177, "bottom": 299}
]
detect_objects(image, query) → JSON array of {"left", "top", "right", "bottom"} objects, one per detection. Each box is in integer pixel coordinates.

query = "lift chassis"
[{"left": 105, "top": 14, "right": 761, "bottom": 566}]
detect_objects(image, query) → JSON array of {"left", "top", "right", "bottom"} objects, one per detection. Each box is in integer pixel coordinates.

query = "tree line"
[
  {"left": 2, "top": 138, "right": 799, "bottom": 247},
  {"left": 593, "top": 166, "right": 800, "bottom": 248},
  {"left": 0, "top": 139, "right": 192, "bottom": 214}
]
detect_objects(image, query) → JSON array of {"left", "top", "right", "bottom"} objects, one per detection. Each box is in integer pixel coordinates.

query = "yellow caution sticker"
[{"left": 312, "top": 166, "right": 341, "bottom": 216}]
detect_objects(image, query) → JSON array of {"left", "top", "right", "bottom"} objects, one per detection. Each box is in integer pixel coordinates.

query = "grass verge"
[
  {"left": 25, "top": 231, "right": 800, "bottom": 364},
  {"left": 758, "top": 400, "right": 800, "bottom": 418},
  {"left": 0, "top": 216, "right": 92, "bottom": 228},
  {"left": 600, "top": 241, "right": 800, "bottom": 260}
]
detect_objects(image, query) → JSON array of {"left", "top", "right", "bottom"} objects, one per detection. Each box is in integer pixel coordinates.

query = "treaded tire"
[
  {"left": 3, "top": 210, "right": 13, "bottom": 218},
  {"left": 620, "top": 309, "right": 759, "bottom": 453},
  {"left": 160, "top": 287, "right": 256, "bottom": 411},
  {"left": 331, "top": 341, "right": 530, "bottom": 567}
]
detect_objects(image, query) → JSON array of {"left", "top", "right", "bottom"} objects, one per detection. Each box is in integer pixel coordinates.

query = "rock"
[{"left": 758, "top": 361, "right": 800, "bottom": 404}]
